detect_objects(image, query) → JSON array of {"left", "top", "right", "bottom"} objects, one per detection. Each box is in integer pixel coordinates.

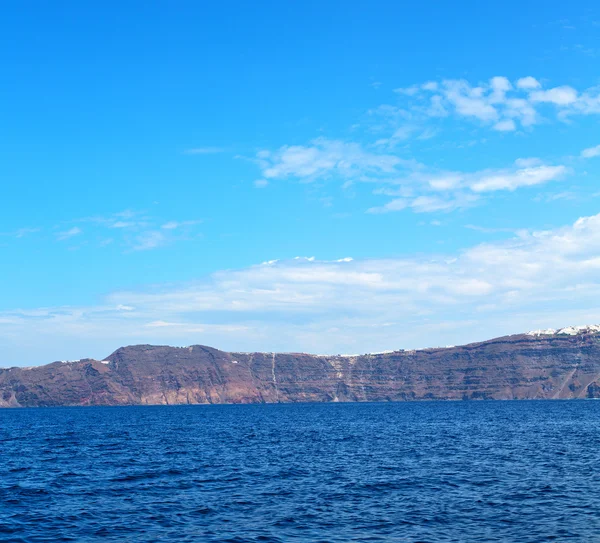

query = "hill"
[{"left": 2, "top": 326, "right": 600, "bottom": 406}]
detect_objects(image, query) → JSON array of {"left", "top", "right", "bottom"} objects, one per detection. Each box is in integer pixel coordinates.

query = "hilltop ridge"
[{"left": 2, "top": 325, "right": 600, "bottom": 407}]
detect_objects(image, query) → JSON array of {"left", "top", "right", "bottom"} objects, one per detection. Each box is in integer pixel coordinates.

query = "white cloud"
[
  {"left": 0, "top": 227, "right": 40, "bottom": 239},
  {"left": 146, "top": 320, "right": 184, "bottom": 327},
  {"left": 516, "top": 76, "right": 541, "bottom": 90},
  {"left": 570, "top": 89, "right": 600, "bottom": 115},
  {"left": 240, "top": 76, "right": 580, "bottom": 219},
  {"left": 581, "top": 144, "right": 600, "bottom": 158},
  {"left": 131, "top": 231, "right": 166, "bottom": 251},
  {"left": 442, "top": 79, "right": 499, "bottom": 122},
  {"left": 129, "top": 220, "right": 201, "bottom": 250},
  {"left": 15, "top": 227, "right": 39, "bottom": 238},
  {"left": 468, "top": 164, "right": 568, "bottom": 193},
  {"left": 6, "top": 213, "right": 600, "bottom": 365},
  {"left": 254, "top": 179, "right": 269, "bottom": 188},
  {"left": 395, "top": 85, "right": 421, "bottom": 96},
  {"left": 366, "top": 160, "right": 566, "bottom": 212},
  {"left": 534, "top": 191, "right": 577, "bottom": 203},
  {"left": 503, "top": 98, "right": 537, "bottom": 127},
  {"left": 184, "top": 147, "right": 224, "bottom": 155},
  {"left": 529, "top": 86, "right": 578, "bottom": 106},
  {"left": 368, "top": 194, "right": 479, "bottom": 214},
  {"left": 493, "top": 119, "right": 516, "bottom": 132},
  {"left": 56, "top": 227, "right": 82, "bottom": 241},
  {"left": 514, "top": 157, "right": 543, "bottom": 168},
  {"left": 422, "top": 81, "right": 438, "bottom": 91},
  {"left": 57, "top": 211, "right": 202, "bottom": 251},
  {"left": 254, "top": 131, "right": 567, "bottom": 214},
  {"left": 426, "top": 174, "right": 463, "bottom": 191},
  {"left": 257, "top": 137, "right": 404, "bottom": 182},
  {"left": 489, "top": 76, "right": 513, "bottom": 102},
  {"left": 161, "top": 220, "right": 202, "bottom": 230},
  {"left": 367, "top": 198, "right": 408, "bottom": 213},
  {"left": 81, "top": 210, "right": 147, "bottom": 230},
  {"left": 397, "top": 76, "right": 600, "bottom": 130}
]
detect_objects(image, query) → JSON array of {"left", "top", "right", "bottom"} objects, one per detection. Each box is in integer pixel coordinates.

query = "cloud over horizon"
[{"left": 4, "top": 213, "right": 600, "bottom": 366}]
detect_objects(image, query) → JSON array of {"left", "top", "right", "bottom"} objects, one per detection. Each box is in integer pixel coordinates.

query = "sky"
[{"left": 2, "top": 1, "right": 600, "bottom": 365}]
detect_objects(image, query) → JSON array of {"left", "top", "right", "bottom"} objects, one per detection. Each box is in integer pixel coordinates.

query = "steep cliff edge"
[{"left": 2, "top": 327, "right": 600, "bottom": 407}]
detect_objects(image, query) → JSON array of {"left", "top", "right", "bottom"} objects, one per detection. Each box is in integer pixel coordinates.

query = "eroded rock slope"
[{"left": 2, "top": 328, "right": 600, "bottom": 406}]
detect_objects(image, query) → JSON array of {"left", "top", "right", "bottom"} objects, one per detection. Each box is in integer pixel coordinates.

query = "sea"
[{"left": 1, "top": 401, "right": 599, "bottom": 542}]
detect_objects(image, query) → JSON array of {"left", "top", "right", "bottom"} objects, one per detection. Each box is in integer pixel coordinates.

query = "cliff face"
[{"left": 2, "top": 330, "right": 600, "bottom": 407}]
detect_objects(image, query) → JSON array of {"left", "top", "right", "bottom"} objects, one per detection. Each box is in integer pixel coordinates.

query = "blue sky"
[{"left": 2, "top": 1, "right": 600, "bottom": 365}]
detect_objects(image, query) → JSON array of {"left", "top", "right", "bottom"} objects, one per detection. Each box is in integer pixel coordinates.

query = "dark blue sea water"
[{"left": 1, "top": 402, "right": 599, "bottom": 542}]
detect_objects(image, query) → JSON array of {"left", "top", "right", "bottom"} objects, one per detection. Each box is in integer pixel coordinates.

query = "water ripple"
[{"left": 1, "top": 401, "right": 600, "bottom": 542}]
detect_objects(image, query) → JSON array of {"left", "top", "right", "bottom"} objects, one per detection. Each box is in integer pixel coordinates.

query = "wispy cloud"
[
  {"left": 56, "top": 227, "right": 82, "bottom": 241},
  {"left": 533, "top": 191, "right": 578, "bottom": 203},
  {"left": 247, "top": 75, "right": 579, "bottom": 214},
  {"left": 50, "top": 210, "right": 203, "bottom": 251},
  {"left": 467, "top": 164, "right": 568, "bottom": 192},
  {"left": 465, "top": 224, "right": 520, "bottom": 234},
  {"left": 131, "top": 231, "right": 166, "bottom": 251},
  {"left": 368, "top": 194, "right": 479, "bottom": 214},
  {"left": 184, "top": 147, "right": 224, "bottom": 155},
  {"left": 255, "top": 137, "right": 405, "bottom": 182},
  {"left": 160, "top": 220, "right": 202, "bottom": 230},
  {"left": 253, "top": 137, "right": 567, "bottom": 214},
  {"left": 0, "top": 227, "right": 40, "bottom": 239},
  {"left": 80, "top": 209, "right": 148, "bottom": 230},
  {"left": 581, "top": 144, "right": 600, "bottom": 158}
]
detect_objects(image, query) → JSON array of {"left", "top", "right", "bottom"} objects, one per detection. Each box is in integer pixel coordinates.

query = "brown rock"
[{"left": 2, "top": 331, "right": 600, "bottom": 407}]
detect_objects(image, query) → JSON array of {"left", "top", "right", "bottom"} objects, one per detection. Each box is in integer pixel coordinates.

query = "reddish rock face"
[{"left": 2, "top": 332, "right": 600, "bottom": 407}]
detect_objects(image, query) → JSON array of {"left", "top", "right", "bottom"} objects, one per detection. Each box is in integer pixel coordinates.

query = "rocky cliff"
[{"left": 2, "top": 326, "right": 600, "bottom": 407}]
